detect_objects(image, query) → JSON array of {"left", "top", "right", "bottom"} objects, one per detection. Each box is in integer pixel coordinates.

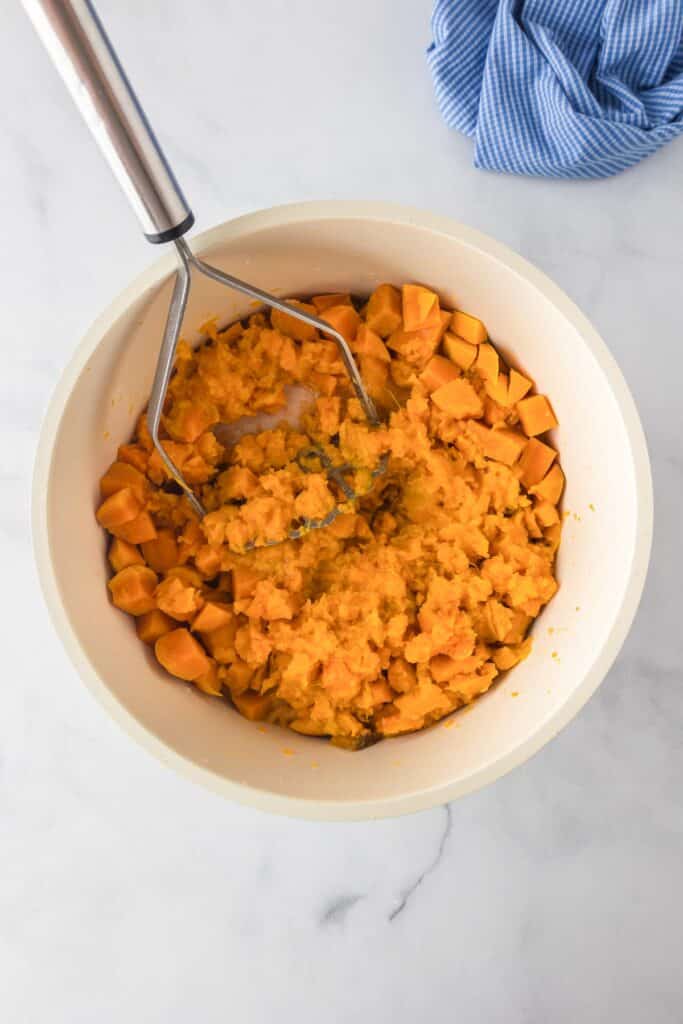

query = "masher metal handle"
[{"left": 22, "top": 0, "right": 194, "bottom": 243}]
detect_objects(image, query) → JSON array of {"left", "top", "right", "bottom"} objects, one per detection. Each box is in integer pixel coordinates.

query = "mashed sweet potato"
[{"left": 96, "top": 284, "right": 562, "bottom": 748}]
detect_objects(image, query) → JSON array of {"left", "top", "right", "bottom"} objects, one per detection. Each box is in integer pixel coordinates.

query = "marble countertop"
[{"left": 3, "top": 2, "right": 682, "bottom": 1021}]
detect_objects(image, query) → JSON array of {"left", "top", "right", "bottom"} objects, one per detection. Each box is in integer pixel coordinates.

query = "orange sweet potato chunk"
[
  {"left": 431, "top": 378, "right": 484, "bottom": 418},
  {"left": 419, "top": 355, "right": 460, "bottom": 393},
  {"left": 192, "top": 601, "right": 234, "bottom": 633},
  {"left": 141, "top": 529, "right": 179, "bottom": 573},
  {"left": 311, "top": 293, "right": 352, "bottom": 312},
  {"left": 231, "top": 690, "right": 273, "bottom": 721},
  {"left": 155, "top": 575, "right": 204, "bottom": 622},
  {"left": 534, "top": 500, "right": 560, "bottom": 527},
  {"left": 108, "top": 538, "right": 144, "bottom": 573},
  {"left": 136, "top": 609, "right": 174, "bottom": 645},
  {"left": 320, "top": 304, "right": 361, "bottom": 343},
  {"left": 358, "top": 355, "right": 390, "bottom": 403},
  {"left": 353, "top": 324, "right": 391, "bottom": 363},
  {"left": 194, "top": 660, "right": 222, "bottom": 696},
  {"left": 402, "top": 284, "right": 440, "bottom": 332},
  {"left": 271, "top": 300, "right": 318, "bottom": 342},
  {"left": 108, "top": 565, "right": 158, "bottom": 616},
  {"left": 202, "top": 621, "right": 237, "bottom": 663},
  {"left": 114, "top": 512, "right": 157, "bottom": 545},
  {"left": 100, "top": 461, "right": 149, "bottom": 502},
  {"left": 442, "top": 332, "right": 477, "bottom": 370},
  {"left": 469, "top": 422, "right": 526, "bottom": 466},
  {"left": 365, "top": 284, "right": 402, "bottom": 337},
  {"left": 232, "top": 565, "right": 261, "bottom": 601},
  {"left": 475, "top": 342, "right": 499, "bottom": 381},
  {"left": 155, "top": 628, "right": 211, "bottom": 681},
  {"left": 530, "top": 463, "right": 565, "bottom": 504},
  {"left": 508, "top": 368, "right": 533, "bottom": 405},
  {"left": 96, "top": 488, "right": 142, "bottom": 530},
  {"left": 485, "top": 428, "right": 527, "bottom": 466},
  {"left": 519, "top": 438, "right": 557, "bottom": 489},
  {"left": 517, "top": 394, "right": 558, "bottom": 436},
  {"left": 451, "top": 309, "right": 487, "bottom": 345},
  {"left": 484, "top": 373, "right": 509, "bottom": 406}
]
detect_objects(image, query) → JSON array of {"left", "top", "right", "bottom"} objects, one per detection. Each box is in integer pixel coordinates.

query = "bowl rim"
[{"left": 32, "top": 200, "right": 653, "bottom": 820}]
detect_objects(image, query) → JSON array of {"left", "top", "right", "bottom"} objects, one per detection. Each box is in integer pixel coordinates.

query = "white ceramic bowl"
[{"left": 33, "top": 201, "right": 652, "bottom": 820}]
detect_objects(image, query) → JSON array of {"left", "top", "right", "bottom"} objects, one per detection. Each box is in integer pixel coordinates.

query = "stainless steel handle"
[{"left": 22, "top": 0, "right": 194, "bottom": 243}]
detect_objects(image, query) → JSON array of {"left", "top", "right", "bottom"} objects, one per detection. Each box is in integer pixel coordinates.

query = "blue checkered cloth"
[{"left": 427, "top": 0, "right": 683, "bottom": 177}]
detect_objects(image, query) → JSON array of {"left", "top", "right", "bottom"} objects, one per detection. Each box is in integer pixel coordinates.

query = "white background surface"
[{"left": 2, "top": 2, "right": 682, "bottom": 1021}]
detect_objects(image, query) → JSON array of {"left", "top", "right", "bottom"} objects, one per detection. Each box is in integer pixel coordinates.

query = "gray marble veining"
[{"left": 2, "top": 2, "right": 682, "bottom": 1021}]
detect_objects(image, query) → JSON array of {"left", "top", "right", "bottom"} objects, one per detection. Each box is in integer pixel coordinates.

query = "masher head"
[{"left": 147, "top": 238, "right": 387, "bottom": 547}]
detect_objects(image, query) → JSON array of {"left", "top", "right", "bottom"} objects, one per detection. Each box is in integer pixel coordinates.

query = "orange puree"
[{"left": 96, "top": 284, "right": 562, "bottom": 748}]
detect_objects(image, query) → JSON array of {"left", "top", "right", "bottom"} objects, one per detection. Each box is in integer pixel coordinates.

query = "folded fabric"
[{"left": 427, "top": 0, "right": 683, "bottom": 178}]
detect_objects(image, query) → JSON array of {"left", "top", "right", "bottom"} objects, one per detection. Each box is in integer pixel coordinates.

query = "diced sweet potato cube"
[
  {"left": 451, "top": 309, "right": 488, "bottom": 345},
  {"left": 365, "top": 284, "right": 402, "bottom": 337},
  {"left": 166, "top": 565, "right": 204, "bottom": 588},
  {"left": 232, "top": 565, "right": 261, "bottom": 600},
  {"left": 359, "top": 354, "right": 389, "bottom": 403},
  {"left": 442, "top": 331, "right": 477, "bottom": 370},
  {"left": 141, "top": 529, "right": 179, "bottom": 573},
  {"left": 231, "top": 690, "right": 273, "bottom": 721},
  {"left": 155, "top": 575, "right": 204, "bottom": 621},
  {"left": 218, "top": 466, "right": 260, "bottom": 502},
  {"left": 271, "top": 300, "right": 318, "bottom": 342},
  {"left": 100, "top": 461, "right": 149, "bottom": 502},
  {"left": 402, "top": 284, "right": 440, "bottom": 332},
  {"left": 530, "top": 464, "right": 565, "bottom": 504},
  {"left": 202, "top": 620, "right": 238, "bottom": 663},
  {"left": 194, "top": 660, "right": 222, "bottom": 696},
  {"left": 475, "top": 342, "right": 499, "bottom": 381},
  {"left": 309, "top": 371, "right": 337, "bottom": 396},
  {"left": 222, "top": 658, "right": 254, "bottom": 696},
  {"left": 311, "top": 293, "right": 352, "bottom": 312},
  {"left": 484, "top": 373, "right": 509, "bottom": 406},
  {"left": 353, "top": 324, "right": 391, "bottom": 363},
  {"left": 136, "top": 608, "right": 174, "bottom": 645},
  {"left": 508, "top": 368, "right": 533, "bottom": 405},
  {"left": 108, "top": 564, "right": 158, "bottom": 616},
  {"left": 96, "top": 487, "right": 142, "bottom": 530},
  {"left": 431, "top": 378, "right": 484, "bottom": 419},
  {"left": 468, "top": 422, "right": 526, "bottom": 465},
  {"left": 320, "top": 304, "right": 361, "bottom": 342},
  {"left": 155, "top": 628, "right": 210, "bottom": 681},
  {"left": 485, "top": 428, "right": 527, "bottom": 466},
  {"left": 419, "top": 355, "right": 460, "bottom": 393},
  {"left": 117, "top": 443, "right": 149, "bottom": 473},
  {"left": 108, "top": 538, "right": 144, "bottom": 573},
  {"left": 114, "top": 512, "right": 158, "bottom": 545},
  {"left": 194, "top": 545, "right": 222, "bottom": 578},
  {"left": 519, "top": 438, "right": 557, "bottom": 489},
  {"left": 517, "top": 394, "right": 558, "bottom": 436},
  {"left": 192, "top": 601, "right": 234, "bottom": 633},
  {"left": 534, "top": 500, "right": 560, "bottom": 527}
]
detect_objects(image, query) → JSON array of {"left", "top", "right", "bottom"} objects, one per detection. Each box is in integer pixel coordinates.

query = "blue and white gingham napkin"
[{"left": 427, "top": 0, "right": 683, "bottom": 178}]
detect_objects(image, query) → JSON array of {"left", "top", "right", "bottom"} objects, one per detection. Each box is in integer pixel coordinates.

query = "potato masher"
[{"left": 24, "top": 0, "right": 385, "bottom": 532}]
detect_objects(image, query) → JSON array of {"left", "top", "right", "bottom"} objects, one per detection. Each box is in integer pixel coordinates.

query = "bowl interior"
[{"left": 40, "top": 207, "right": 649, "bottom": 815}]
